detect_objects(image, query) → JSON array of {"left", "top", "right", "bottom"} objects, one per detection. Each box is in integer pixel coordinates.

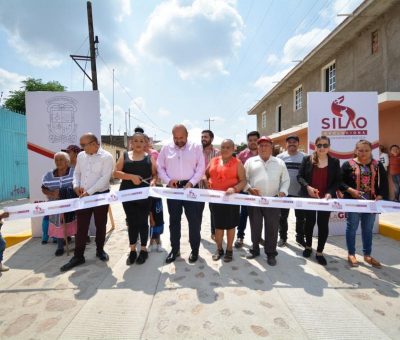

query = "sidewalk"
[{"left": 0, "top": 198, "right": 399, "bottom": 339}]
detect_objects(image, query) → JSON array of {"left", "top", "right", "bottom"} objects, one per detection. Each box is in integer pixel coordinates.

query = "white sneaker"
[
  {"left": 0, "top": 263, "right": 9, "bottom": 272},
  {"left": 156, "top": 243, "right": 163, "bottom": 253}
]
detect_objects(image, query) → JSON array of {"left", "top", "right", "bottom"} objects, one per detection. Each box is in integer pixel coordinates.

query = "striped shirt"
[
  {"left": 203, "top": 146, "right": 220, "bottom": 167},
  {"left": 42, "top": 168, "right": 74, "bottom": 191}
]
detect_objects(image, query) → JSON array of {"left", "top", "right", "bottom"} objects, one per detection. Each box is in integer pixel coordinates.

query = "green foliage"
[
  {"left": 4, "top": 78, "right": 66, "bottom": 114},
  {"left": 236, "top": 142, "right": 247, "bottom": 153}
]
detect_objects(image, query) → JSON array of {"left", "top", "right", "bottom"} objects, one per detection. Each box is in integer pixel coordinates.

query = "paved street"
[{"left": 1, "top": 191, "right": 400, "bottom": 339}]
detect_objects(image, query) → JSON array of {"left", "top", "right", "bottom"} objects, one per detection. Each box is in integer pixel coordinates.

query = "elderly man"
[
  {"left": 157, "top": 124, "right": 205, "bottom": 263},
  {"left": 60, "top": 133, "right": 114, "bottom": 272},
  {"left": 245, "top": 136, "right": 290, "bottom": 266}
]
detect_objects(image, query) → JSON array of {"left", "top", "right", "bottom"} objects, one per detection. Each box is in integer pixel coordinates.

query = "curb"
[
  {"left": 379, "top": 220, "right": 400, "bottom": 241},
  {"left": 4, "top": 232, "right": 32, "bottom": 248}
]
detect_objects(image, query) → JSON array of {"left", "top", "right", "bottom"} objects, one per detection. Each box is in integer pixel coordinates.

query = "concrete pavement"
[{"left": 0, "top": 196, "right": 400, "bottom": 339}]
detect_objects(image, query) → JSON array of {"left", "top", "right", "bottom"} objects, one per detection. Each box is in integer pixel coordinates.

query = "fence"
[{"left": 0, "top": 108, "right": 29, "bottom": 201}]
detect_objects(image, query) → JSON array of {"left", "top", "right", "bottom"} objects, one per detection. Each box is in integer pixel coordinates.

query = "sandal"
[
  {"left": 212, "top": 248, "right": 224, "bottom": 261},
  {"left": 347, "top": 255, "right": 359, "bottom": 267},
  {"left": 364, "top": 256, "right": 381, "bottom": 268},
  {"left": 223, "top": 250, "right": 233, "bottom": 263}
]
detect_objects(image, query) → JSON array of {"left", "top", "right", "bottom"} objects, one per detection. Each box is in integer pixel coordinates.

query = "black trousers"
[
  {"left": 123, "top": 198, "right": 150, "bottom": 246},
  {"left": 167, "top": 199, "right": 202, "bottom": 253},
  {"left": 279, "top": 196, "right": 306, "bottom": 240},
  {"left": 304, "top": 210, "right": 331, "bottom": 253}
]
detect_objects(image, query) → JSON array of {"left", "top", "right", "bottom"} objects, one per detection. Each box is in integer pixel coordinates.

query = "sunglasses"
[{"left": 316, "top": 143, "right": 330, "bottom": 149}]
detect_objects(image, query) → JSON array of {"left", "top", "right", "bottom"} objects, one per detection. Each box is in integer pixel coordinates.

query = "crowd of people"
[{"left": 1, "top": 124, "right": 399, "bottom": 274}]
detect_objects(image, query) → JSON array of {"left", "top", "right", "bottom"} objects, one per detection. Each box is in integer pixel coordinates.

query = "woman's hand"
[
  {"left": 249, "top": 187, "right": 261, "bottom": 196},
  {"left": 375, "top": 195, "right": 383, "bottom": 201},
  {"left": 226, "top": 187, "right": 236, "bottom": 195},
  {"left": 307, "top": 185, "right": 320, "bottom": 198},
  {"left": 347, "top": 188, "right": 362, "bottom": 199},
  {"left": 130, "top": 174, "right": 143, "bottom": 185},
  {"left": 324, "top": 193, "right": 332, "bottom": 200}
]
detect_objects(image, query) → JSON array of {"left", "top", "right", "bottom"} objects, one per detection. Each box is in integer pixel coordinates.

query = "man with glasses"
[
  {"left": 60, "top": 133, "right": 114, "bottom": 272},
  {"left": 277, "top": 135, "right": 306, "bottom": 247}
]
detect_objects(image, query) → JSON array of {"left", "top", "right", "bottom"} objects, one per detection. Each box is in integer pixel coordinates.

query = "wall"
[{"left": 0, "top": 108, "right": 29, "bottom": 201}]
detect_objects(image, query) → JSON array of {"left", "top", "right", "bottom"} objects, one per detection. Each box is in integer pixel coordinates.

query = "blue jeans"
[
  {"left": 346, "top": 212, "right": 376, "bottom": 256},
  {"left": 42, "top": 215, "right": 49, "bottom": 242},
  {"left": 0, "top": 233, "right": 6, "bottom": 263},
  {"left": 392, "top": 174, "right": 400, "bottom": 201}
]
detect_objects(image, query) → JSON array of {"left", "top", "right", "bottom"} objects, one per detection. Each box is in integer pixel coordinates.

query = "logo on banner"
[
  {"left": 33, "top": 205, "right": 45, "bottom": 215},
  {"left": 259, "top": 197, "right": 269, "bottom": 206},
  {"left": 321, "top": 96, "right": 367, "bottom": 136},
  {"left": 369, "top": 201, "right": 378, "bottom": 212},
  {"left": 47, "top": 96, "right": 78, "bottom": 143},
  {"left": 332, "top": 200, "right": 343, "bottom": 210},
  {"left": 187, "top": 190, "right": 197, "bottom": 199},
  {"left": 108, "top": 193, "right": 119, "bottom": 202}
]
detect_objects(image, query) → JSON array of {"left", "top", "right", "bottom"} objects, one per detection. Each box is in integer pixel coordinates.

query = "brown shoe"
[
  {"left": 347, "top": 255, "right": 359, "bottom": 267},
  {"left": 364, "top": 256, "right": 381, "bottom": 268}
]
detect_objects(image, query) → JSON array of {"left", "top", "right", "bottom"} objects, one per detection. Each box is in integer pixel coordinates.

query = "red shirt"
[
  {"left": 237, "top": 148, "right": 257, "bottom": 164},
  {"left": 208, "top": 156, "right": 240, "bottom": 191},
  {"left": 389, "top": 155, "right": 400, "bottom": 175},
  {"left": 311, "top": 166, "right": 328, "bottom": 198}
]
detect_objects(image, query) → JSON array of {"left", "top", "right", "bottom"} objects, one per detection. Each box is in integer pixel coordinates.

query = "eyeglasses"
[
  {"left": 316, "top": 143, "right": 330, "bottom": 149},
  {"left": 80, "top": 140, "right": 95, "bottom": 148}
]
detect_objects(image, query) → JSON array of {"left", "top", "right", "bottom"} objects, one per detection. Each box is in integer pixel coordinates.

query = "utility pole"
[
  {"left": 128, "top": 108, "right": 131, "bottom": 136},
  {"left": 112, "top": 69, "right": 115, "bottom": 135},
  {"left": 204, "top": 118, "right": 215, "bottom": 130},
  {"left": 70, "top": 1, "right": 99, "bottom": 91},
  {"left": 87, "top": 1, "right": 98, "bottom": 91}
]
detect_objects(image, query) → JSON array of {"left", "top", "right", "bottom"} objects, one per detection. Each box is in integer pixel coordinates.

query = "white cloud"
[
  {"left": 157, "top": 107, "right": 171, "bottom": 117},
  {"left": 115, "top": 0, "right": 132, "bottom": 22},
  {"left": 254, "top": 66, "right": 293, "bottom": 93},
  {"left": 319, "top": 0, "right": 363, "bottom": 24},
  {"left": 0, "top": 68, "right": 26, "bottom": 101},
  {"left": 266, "top": 54, "right": 279, "bottom": 66},
  {"left": 116, "top": 39, "right": 137, "bottom": 66},
  {"left": 137, "top": 0, "right": 244, "bottom": 79}
]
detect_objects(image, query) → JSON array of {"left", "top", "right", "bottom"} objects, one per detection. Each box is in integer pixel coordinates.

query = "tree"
[{"left": 4, "top": 78, "right": 66, "bottom": 114}]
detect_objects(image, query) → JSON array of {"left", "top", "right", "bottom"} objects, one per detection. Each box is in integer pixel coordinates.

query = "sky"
[{"left": 0, "top": 0, "right": 363, "bottom": 144}]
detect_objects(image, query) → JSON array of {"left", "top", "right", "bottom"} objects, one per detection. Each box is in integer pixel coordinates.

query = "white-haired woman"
[{"left": 42, "top": 152, "right": 77, "bottom": 256}]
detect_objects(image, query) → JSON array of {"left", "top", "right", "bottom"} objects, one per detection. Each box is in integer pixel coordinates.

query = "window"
[
  {"left": 371, "top": 30, "right": 378, "bottom": 54},
  {"left": 275, "top": 105, "right": 282, "bottom": 132},
  {"left": 294, "top": 85, "right": 302, "bottom": 111},
  {"left": 322, "top": 61, "right": 336, "bottom": 92},
  {"left": 261, "top": 111, "right": 267, "bottom": 129}
]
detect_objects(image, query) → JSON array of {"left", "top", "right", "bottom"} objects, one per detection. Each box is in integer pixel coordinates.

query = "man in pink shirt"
[
  {"left": 157, "top": 124, "right": 205, "bottom": 263},
  {"left": 234, "top": 130, "right": 260, "bottom": 248}
]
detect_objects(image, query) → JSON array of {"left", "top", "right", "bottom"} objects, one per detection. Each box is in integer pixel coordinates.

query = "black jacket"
[
  {"left": 297, "top": 155, "right": 341, "bottom": 198},
  {"left": 339, "top": 159, "right": 388, "bottom": 200}
]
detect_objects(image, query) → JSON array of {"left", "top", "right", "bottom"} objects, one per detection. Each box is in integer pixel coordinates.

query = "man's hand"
[
  {"left": 168, "top": 180, "right": 178, "bottom": 188},
  {"left": 201, "top": 178, "right": 209, "bottom": 189},
  {"left": 79, "top": 191, "right": 89, "bottom": 198},
  {"left": 278, "top": 192, "right": 286, "bottom": 197},
  {"left": 375, "top": 195, "right": 383, "bottom": 201},
  {"left": 74, "top": 187, "right": 84, "bottom": 197},
  {"left": 184, "top": 182, "right": 193, "bottom": 189},
  {"left": 150, "top": 178, "right": 157, "bottom": 187},
  {"left": 347, "top": 188, "right": 363, "bottom": 199},
  {"left": 324, "top": 193, "right": 332, "bottom": 200},
  {"left": 249, "top": 187, "right": 261, "bottom": 196},
  {"left": 0, "top": 212, "right": 10, "bottom": 220}
]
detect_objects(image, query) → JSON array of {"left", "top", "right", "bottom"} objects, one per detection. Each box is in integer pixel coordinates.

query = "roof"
[
  {"left": 248, "top": 0, "right": 398, "bottom": 115},
  {"left": 101, "top": 135, "right": 126, "bottom": 149}
]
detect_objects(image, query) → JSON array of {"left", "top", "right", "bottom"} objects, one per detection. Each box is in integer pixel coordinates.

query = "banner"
[
  {"left": 4, "top": 187, "right": 400, "bottom": 221},
  {"left": 307, "top": 92, "right": 379, "bottom": 235},
  {"left": 26, "top": 91, "right": 101, "bottom": 236}
]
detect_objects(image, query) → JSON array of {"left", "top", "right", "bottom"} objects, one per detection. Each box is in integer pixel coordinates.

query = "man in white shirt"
[
  {"left": 61, "top": 133, "right": 114, "bottom": 272},
  {"left": 245, "top": 136, "right": 290, "bottom": 266}
]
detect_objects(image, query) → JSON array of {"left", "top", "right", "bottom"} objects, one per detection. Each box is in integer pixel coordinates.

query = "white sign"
[
  {"left": 307, "top": 92, "right": 379, "bottom": 235},
  {"left": 26, "top": 91, "right": 101, "bottom": 236}
]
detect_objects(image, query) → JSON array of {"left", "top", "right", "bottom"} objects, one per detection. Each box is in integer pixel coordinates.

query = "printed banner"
[
  {"left": 4, "top": 187, "right": 400, "bottom": 221},
  {"left": 25, "top": 91, "right": 101, "bottom": 236}
]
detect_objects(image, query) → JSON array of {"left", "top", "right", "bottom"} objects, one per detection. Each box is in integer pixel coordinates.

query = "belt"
[{"left": 94, "top": 189, "right": 110, "bottom": 194}]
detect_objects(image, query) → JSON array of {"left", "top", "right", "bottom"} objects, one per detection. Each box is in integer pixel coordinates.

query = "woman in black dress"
[{"left": 114, "top": 132, "right": 157, "bottom": 265}]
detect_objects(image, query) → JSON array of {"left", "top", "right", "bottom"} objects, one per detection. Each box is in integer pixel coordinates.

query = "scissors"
[{"left": 141, "top": 176, "right": 152, "bottom": 185}]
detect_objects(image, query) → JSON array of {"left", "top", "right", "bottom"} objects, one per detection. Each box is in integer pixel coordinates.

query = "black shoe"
[
  {"left": 188, "top": 251, "right": 199, "bottom": 263},
  {"left": 96, "top": 250, "right": 109, "bottom": 262},
  {"left": 267, "top": 255, "right": 277, "bottom": 266},
  {"left": 278, "top": 239, "right": 287, "bottom": 247},
  {"left": 316, "top": 254, "right": 327, "bottom": 266},
  {"left": 86, "top": 236, "right": 91, "bottom": 244},
  {"left": 41, "top": 240, "right": 48, "bottom": 245},
  {"left": 136, "top": 250, "right": 149, "bottom": 265},
  {"left": 166, "top": 250, "right": 180, "bottom": 264},
  {"left": 246, "top": 248, "right": 260, "bottom": 259},
  {"left": 60, "top": 256, "right": 85, "bottom": 272},
  {"left": 296, "top": 236, "right": 306, "bottom": 248},
  {"left": 126, "top": 251, "right": 137, "bottom": 265},
  {"left": 212, "top": 248, "right": 224, "bottom": 261},
  {"left": 303, "top": 248, "right": 312, "bottom": 258},
  {"left": 234, "top": 238, "right": 243, "bottom": 249},
  {"left": 223, "top": 250, "right": 233, "bottom": 263},
  {"left": 55, "top": 248, "right": 64, "bottom": 257}
]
